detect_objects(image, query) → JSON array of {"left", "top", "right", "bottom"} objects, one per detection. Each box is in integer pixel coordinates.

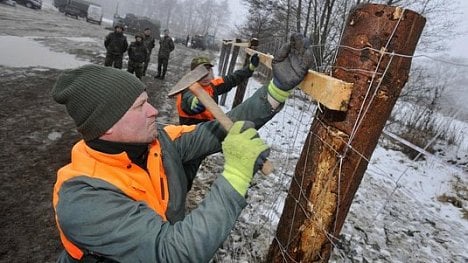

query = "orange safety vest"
[
  {"left": 52, "top": 125, "right": 195, "bottom": 260},
  {"left": 176, "top": 78, "right": 225, "bottom": 121}
]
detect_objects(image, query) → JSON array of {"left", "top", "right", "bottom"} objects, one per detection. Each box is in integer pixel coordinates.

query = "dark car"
[
  {"left": 191, "top": 35, "right": 206, "bottom": 50},
  {"left": 15, "top": 0, "right": 41, "bottom": 9},
  {"left": 64, "top": 5, "right": 80, "bottom": 19},
  {"left": 0, "top": 0, "right": 17, "bottom": 7}
]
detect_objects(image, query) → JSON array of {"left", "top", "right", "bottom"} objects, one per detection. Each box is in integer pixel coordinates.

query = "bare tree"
[
  {"left": 303, "top": 0, "right": 313, "bottom": 36},
  {"left": 163, "top": 0, "right": 177, "bottom": 30},
  {"left": 296, "top": 0, "right": 302, "bottom": 32}
]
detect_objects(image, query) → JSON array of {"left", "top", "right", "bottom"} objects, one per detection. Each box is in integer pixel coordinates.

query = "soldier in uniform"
[
  {"left": 127, "top": 33, "right": 148, "bottom": 80},
  {"left": 142, "top": 28, "right": 155, "bottom": 77},
  {"left": 104, "top": 24, "right": 128, "bottom": 69},
  {"left": 155, "top": 29, "right": 175, "bottom": 80}
]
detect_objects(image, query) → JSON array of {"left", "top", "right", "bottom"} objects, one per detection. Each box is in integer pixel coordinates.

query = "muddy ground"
[{"left": 0, "top": 4, "right": 215, "bottom": 262}]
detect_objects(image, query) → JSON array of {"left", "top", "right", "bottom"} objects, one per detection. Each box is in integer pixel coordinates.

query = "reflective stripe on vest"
[
  {"left": 176, "top": 77, "right": 225, "bottom": 121},
  {"left": 52, "top": 125, "right": 196, "bottom": 259}
]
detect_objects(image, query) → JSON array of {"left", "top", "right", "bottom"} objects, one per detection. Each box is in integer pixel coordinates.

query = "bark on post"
[
  {"left": 232, "top": 38, "right": 259, "bottom": 108},
  {"left": 267, "top": 4, "right": 425, "bottom": 262}
]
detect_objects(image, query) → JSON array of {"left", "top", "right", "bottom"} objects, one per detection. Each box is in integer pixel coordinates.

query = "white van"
[{"left": 86, "top": 4, "right": 103, "bottom": 25}]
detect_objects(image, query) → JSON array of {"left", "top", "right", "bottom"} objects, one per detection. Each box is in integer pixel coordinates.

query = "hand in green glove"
[
  {"left": 222, "top": 121, "right": 270, "bottom": 196},
  {"left": 182, "top": 91, "right": 206, "bottom": 114},
  {"left": 189, "top": 96, "right": 205, "bottom": 114},
  {"left": 268, "top": 33, "right": 315, "bottom": 103}
]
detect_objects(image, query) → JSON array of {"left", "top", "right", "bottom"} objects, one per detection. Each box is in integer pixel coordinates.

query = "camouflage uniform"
[
  {"left": 104, "top": 27, "right": 128, "bottom": 69},
  {"left": 156, "top": 31, "right": 175, "bottom": 79},
  {"left": 142, "top": 32, "right": 155, "bottom": 76},
  {"left": 127, "top": 34, "right": 148, "bottom": 79}
]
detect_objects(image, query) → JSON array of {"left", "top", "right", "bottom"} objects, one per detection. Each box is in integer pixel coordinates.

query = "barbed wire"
[{"left": 252, "top": 37, "right": 468, "bottom": 68}]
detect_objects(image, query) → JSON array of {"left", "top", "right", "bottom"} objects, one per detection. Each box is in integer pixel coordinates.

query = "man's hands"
[
  {"left": 249, "top": 53, "right": 260, "bottom": 71},
  {"left": 222, "top": 121, "right": 270, "bottom": 196},
  {"left": 268, "top": 33, "right": 314, "bottom": 103}
]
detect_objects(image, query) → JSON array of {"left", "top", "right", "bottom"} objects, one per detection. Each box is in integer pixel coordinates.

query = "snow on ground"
[{"left": 194, "top": 59, "right": 468, "bottom": 262}]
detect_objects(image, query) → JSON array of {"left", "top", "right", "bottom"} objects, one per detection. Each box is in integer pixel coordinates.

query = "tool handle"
[{"left": 189, "top": 83, "right": 274, "bottom": 175}]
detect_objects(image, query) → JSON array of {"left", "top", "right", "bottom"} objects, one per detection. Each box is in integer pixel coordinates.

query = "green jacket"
[
  {"left": 158, "top": 36, "right": 175, "bottom": 59},
  {"left": 55, "top": 86, "right": 280, "bottom": 262}
]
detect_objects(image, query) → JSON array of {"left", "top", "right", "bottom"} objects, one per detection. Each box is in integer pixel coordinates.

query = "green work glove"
[
  {"left": 189, "top": 96, "right": 205, "bottom": 114},
  {"left": 268, "top": 33, "right": 314, "bottom": 103},
  {"left": 249, "top": 53, "right": 260, "bottom": 71},
  {"left": 222, "top": 121, "right": 270, "bottom": 196}
]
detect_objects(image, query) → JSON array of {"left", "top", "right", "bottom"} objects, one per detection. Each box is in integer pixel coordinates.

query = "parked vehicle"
[
  {"left": 63, "top": 4, "right": 79, "bottom": 19},
  {"left": 54, "top": 0, "right": 89, "bottom": 17},
  {"left": 15, "top": 0, "right": 41, "bottom": 9},
  {"left": 86, "top": 4, "right": 102, "bottom": 25},
  {"left": 190, "top": 34, "right": 218, "bottom": 51},
  {"left": 0, "top": 0, "right": 17, "bottom": 7},
  {"left": 191, "top": 35, "right": 206, "bottom": 50},
  {"left": 113, "top": 13, "right": 161, "bottom": 40}
]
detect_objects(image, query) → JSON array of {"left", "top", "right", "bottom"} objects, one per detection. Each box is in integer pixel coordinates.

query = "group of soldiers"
[{"left": 104, "top": 24, "right": 175, "bottom": 80}]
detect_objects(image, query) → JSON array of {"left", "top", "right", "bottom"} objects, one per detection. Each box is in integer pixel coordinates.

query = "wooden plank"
[
  {"left": 244, "top": 48, "right": 353, "bottom": 111},
  {"left": 245, "top": 47, "right": 274, "bottom": 69},
  {"left": 224, "top": 40, "right": 251, "bottom": 48},
  {"left": 299, "top": 70, "right": 353, "bottom": 111}
]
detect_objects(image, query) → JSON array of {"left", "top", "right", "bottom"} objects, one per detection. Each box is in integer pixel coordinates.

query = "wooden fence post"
[
  {"left": 232, "top": 38, "right": 259, "bottom": 108},
  {"left": 218, "top": 40, "right": 230, "bottom": 75},
  {"left": 267, "top": 4, "right": 426, "bottom": 262},
  {"left": 220, "top": 41, "right": 232, "bottom": 77},
  {"left": 219, "top": 38, "right": 241, "bottom": 106}
]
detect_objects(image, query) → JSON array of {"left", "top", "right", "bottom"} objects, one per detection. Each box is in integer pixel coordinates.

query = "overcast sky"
[
  {"left": 450, "top": 1, "right": 468, "bottom": 58},
  {"left": 228, "top": 0, "right": 247, "bottom": 27}
]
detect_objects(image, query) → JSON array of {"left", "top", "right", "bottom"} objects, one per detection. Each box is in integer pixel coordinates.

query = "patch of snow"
[{"left": 63, "top": 37, "right": 98, "bottom": 43}]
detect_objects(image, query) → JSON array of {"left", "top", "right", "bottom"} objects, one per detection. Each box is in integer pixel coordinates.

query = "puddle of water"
[
  {"left": 0, "top": 35, "right": 89, "bottom": 69},
  {"left": 64, "top": 37, "right": 98, "bottom": 43}
]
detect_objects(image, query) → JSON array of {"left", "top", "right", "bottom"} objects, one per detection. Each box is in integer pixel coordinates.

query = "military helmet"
[{"left": 190, "top": 56, "right": 214, "bottom": 70}]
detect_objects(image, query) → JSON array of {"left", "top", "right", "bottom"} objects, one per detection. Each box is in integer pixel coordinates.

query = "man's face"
[
  {"left": 102, "top": 92, "right": 158, "bottom": 143},
  {"left": 115, "top": 27, "right": 123, "bottom": 33},
  {"left": 144, "top": 29, "right": 150, "bottom": 36},
  {"left": 164, "top": 30, "right": 169, "bottom": 36},
  {"left": 198, "top": 67, "right": 214, "bottom": 86}
]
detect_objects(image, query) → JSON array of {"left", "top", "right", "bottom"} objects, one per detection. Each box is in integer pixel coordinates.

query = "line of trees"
[
  {"left": 239, "top": 0, "right": 460, "bottom": 71},
  {"left": 238, "top": 0, "right": 466, "bottom": 165}
]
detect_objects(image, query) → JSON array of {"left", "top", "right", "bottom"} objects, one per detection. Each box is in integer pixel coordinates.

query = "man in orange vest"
[
  {"left": 176, "top": 54, "right": 259, "bottom": 125},
  {"left": 51, "top": 33, "right": 312, "bottom": 262}
]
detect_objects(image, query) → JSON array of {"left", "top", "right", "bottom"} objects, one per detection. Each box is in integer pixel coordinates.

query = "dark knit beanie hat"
[{"left": 51, "top": 64, "right": 145, "bottom": 141}]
